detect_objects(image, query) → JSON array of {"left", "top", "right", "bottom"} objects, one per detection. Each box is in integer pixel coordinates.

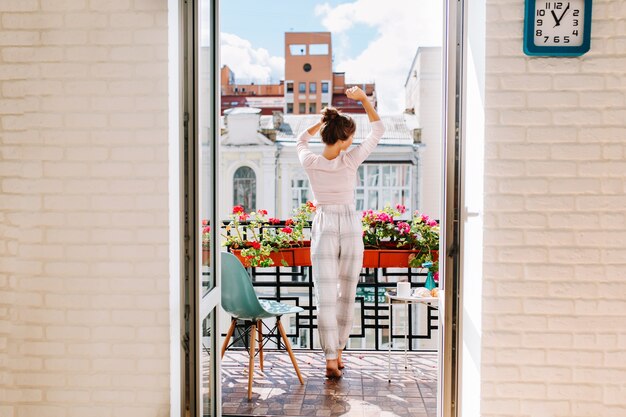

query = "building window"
[
  {"left": 233, "top": 166, "right": 256, "bottom": 212},
  {"left": 309, "top": 82, "right": 316, "bottom": 94},
  {"left": 298, "top": 82, "right": 306, "bottom": 94},
  {"left": 292, "top": 177, "right": 311, "bottom": 210},
  {"left": 289, "top": 44, "right": 306, "bottom": 56},
  {"left": 355, "top": 164, "right": 411, "bottom": 214},
  {"left": 286, "top": 103, "right": 293, "bottom": 113},
  {"left": 286, "top": 82, "right": 293, "bottom": 93},
  {"left": 309, "top": 103, "right": 316, "bottom": 114},
  {"left": 321, "top": 82, "right": 329, "bottom": 93},
  {"left": 298, "top": 102, "right": 306, "bottom": 114},
  {"left": 309, "top": 44, "right": 329, "bottom": 55},
  {"left": 321, "top": 102, "right": 329, "bottom": 109}
]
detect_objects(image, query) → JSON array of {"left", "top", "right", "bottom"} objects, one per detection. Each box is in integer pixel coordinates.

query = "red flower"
[
  {"left": 250, "top": 241, "right": 261, "bottom": 250},
  {"left": 203, "top": 226, "right": 211, "bottom": 233},
  {"left": 268, "top": 217, "right": 280, "bottom": 225},
  {"left": 306, "top": 201, "right": 316, "bottom": 211},
  {"left": 232, "top": 205, "right": 245, "bottom": 214},
  {"left": 202, "top": 219, "right": 209, "bottom": 226},
  {"left": 434, "top": 272, "right": 439, "bottom": 283},
  {"left": 257, "top": 209, "right": 268, "bottom": 216},
  {"left": 238, "top": 213, "right": 249, "bottom": 221},
  {"left": 281, "top": 227, "right": 293, "bottom": 234},
  {"left": 285, "top": 219, "right": 295, "bottom": 226},
  {"left": 395, "top": 204, "right": 407, "bottom": 214}
]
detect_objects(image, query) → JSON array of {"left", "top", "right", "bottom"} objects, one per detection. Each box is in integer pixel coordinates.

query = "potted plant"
[
  {"left": 221, "top": 203, "right": 316, "bottom": 268},
  {"left": 361, "top": 204, "right": 439, "bottom": 269}
]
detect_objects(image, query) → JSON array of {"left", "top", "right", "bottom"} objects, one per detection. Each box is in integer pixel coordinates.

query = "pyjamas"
[{"left": 310, "top": 204, "right": 364, "bottom": 359}]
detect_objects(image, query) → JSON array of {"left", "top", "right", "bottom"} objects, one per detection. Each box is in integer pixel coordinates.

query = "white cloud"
[
  {"left": 315, "top": 0, "right": 443, "bottom": 114},
  {"left": 220, "top": 32, "right": 285, "bottom": 84}
]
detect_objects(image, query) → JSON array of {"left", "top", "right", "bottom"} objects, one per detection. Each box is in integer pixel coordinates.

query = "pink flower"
[
  {"left": 377, "top": 213, "right": 393, "bottom": 223},
  {"left": 257, "top": 209, "right": 268, "bottom": 216},
  {"left": 281, "top": 227, "right": 293, "bottom": 234},
  {"left": 396, "top": 204, "right": 407, "bottom": 214},
  {"left": 434, "top": 272, "right": 439, "bottom": 283},
  {"left": 203, "top": 226, "right": 211, "bottom": 233},
  {"left": 238, "top": 213, "right": 249, "bottom": 221},
  {"left": 397, "top": 222, "right": 410, "bottom": 234},
  {"left": 202, "top": 219, "right": 209, "bottom": 226},
  {"left": 232, "top": 205, "right": 245, "bottom": 214},
  {"left": 268, "top": 217, "right": 280, "bottom": 225},
  {"left": 427, "top": 219, "right": 438, "bottom": 227},
  {"left": 421, "top": 214, "right": 430, "bottom": 223}
]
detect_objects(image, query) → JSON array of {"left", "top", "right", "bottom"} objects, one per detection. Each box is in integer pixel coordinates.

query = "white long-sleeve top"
[{"left": 296, "top": 120, "right": 385, "bottom": 205}]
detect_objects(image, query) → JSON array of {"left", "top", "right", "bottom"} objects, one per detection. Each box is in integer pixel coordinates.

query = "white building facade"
[{"left": 216, "top": 108, "right": 424, "bottom": 221}]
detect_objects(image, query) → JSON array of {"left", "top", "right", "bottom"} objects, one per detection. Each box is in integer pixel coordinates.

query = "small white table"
[{"left": 386, "top": 289, "right": 440, "bottom": 382}]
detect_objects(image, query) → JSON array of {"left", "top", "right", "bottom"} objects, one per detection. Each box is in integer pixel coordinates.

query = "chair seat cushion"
[{"left": 259, "top": 299, "right": 304, "bottom": 316}]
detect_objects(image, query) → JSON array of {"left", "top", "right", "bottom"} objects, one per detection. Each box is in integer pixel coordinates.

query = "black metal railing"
[{"left": 211, "top": 220, "right": 439, "bottom": 352}]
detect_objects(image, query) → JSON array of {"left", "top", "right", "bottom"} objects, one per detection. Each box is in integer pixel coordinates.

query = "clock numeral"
[
  {"left": 553, "top": 36, "right": 560, "bottom": 43},
  {"left": 545, "top": 2, "right": 551, "bottom": 9},
  {"left": 536, "top": 29, "right": 543, "bottom": 36},
  {"left": 536, "top": 19, "right": 543, "bottom": 26},
  {"left": 573, "top": 9, "right": 580, "bottom": 16},
  {"left": 572, "top": 29, "right": 579, "bottom": 36},
  {"left": 536, "top": 9, "right": 546, "bottom": 16},
  {"left": 555, "top": 2, "right": 563, "bottom": 9},
  {"left": 544, "top": 36, "right": 549, "bottom": 43},
  {"left": 573, "top": 19, "right": 578, "bottom": 26},
  {"left": 564, "top": 36, "right": 570, "bottom": 43}
]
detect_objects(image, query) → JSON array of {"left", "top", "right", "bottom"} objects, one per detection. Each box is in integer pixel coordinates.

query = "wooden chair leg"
[
  {"left": 247, "top": 323, "right": 256, "bottom": 400},
  {"left": 257, "top": 320, "right": 264, "bottom": 371},
  {"left": 221, "top": 319, "right": 236, "bottom": 359},
  {"left": 277, "top": 319, "right": 304, "bottom": 385}
]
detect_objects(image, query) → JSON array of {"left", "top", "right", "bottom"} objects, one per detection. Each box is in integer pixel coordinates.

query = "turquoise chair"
[{"left": 220, "top": 252, "right": 304, "bottom": 399}]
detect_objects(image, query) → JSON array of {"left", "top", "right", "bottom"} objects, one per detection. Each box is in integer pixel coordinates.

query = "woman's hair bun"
[{"left": 321, "top": 106, "right": 339, "bottom": 124}]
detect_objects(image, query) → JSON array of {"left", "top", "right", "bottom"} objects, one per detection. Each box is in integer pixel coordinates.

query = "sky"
[{"left": 220, "top": 0, "right": 443, "bottom": 114}]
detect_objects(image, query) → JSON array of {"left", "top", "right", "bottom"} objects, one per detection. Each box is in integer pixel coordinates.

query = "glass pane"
[
  {"left": 357, "top": 165, "right": 365, "bottom": 186},
  {"left": 201, "top": 309, "right": 214, "bottom": 417},
  {"left": 199, "top": 0, "right": 214, "bottom": 295},
  {"left": 382, "top": 165, "right": 391, "bottom": 187},
  {"left": 367, "top": 165, "right": 379, "bottom": 187},
  {"left": 367, "top": 190, "right": 378, "bottom": 210}
]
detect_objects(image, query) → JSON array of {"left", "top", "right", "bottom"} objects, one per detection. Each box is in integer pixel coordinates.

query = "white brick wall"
[
  {"left": 0, "top": 1, "right": 170, "bottom": 416},
  {"left": 483, "top": 0, "right": 626, "bottom": 416}
]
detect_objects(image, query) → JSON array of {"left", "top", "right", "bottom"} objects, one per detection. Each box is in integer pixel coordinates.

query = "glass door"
[{"left": 194, "top": 0, "right": 221, "bottom": 416}]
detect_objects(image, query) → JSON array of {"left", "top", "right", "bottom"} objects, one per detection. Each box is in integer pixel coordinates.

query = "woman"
[{"left": 296, "top": 86, "right": 384, "bottom": 378}]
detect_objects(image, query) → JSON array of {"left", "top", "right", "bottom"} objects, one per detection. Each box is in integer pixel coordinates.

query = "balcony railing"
[{"left": 207, "top": 221, "right": 439, "bottom": 352}]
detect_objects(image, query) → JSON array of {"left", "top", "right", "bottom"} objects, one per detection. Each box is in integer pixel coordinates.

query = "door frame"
[
  {"left": 180, "top": 0, "right": 222, "bottom": 416},
  {"left": 177, "top": 0, "right": 473, "bottom": 416}
]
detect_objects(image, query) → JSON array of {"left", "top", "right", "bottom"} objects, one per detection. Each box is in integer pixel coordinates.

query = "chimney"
[
  {"left": 412, "top": 128, "right": 422, "bottom": 144},
  {"left": 272, "top": 111, "right": 284, "bottom": 129}
]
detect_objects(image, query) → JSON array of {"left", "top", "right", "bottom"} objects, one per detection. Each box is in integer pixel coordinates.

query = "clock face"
[{"left": 533, "top": 1, "right": 585, "bottom": 47}]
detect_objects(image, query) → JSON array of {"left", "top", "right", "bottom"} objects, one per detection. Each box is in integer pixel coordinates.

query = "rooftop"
[{"left": 259, "top": 113, "right": 420, "bottom": 146}]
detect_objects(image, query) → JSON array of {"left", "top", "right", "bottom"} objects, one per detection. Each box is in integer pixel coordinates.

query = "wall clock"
[{"left": 523, "top": 0, "right": 592, "bottom": 56}]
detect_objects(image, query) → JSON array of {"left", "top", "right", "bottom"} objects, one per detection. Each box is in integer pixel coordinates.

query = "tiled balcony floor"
[{"left": 221, "top": 350, "right": 437, "bottom": 417}]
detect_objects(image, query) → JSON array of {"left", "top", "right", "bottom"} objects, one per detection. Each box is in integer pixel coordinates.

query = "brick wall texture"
[
  {"left": 0, "top": 1, "right": 170, "bottom": 416},
  {"left": 482, "top": 0, "right": 626, "bottom": 416}
]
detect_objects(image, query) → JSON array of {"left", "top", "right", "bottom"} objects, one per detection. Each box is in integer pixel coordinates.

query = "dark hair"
[{"left": 320, "top": 107, "right": 356, "bottom": 145}]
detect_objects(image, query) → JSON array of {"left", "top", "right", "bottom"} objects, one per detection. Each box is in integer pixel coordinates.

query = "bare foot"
[
  {"left": 337, "top": 350, "right": 345, "bottom": 369},
  {"left": 325, "top": 359, "right": 342, "bottom": 379}
]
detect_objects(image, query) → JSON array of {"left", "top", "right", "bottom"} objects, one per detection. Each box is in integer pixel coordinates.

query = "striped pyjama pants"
[{"left": 311, "top": 204, "right": 364, "bottom": 360}]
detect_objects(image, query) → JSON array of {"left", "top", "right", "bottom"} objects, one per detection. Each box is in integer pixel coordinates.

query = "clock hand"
[
  {"left": 555, "top": 4, "right": 571, "bottom": 27},
  {"left": 551, "top": 10, "right": 561, "bottom": 27}
]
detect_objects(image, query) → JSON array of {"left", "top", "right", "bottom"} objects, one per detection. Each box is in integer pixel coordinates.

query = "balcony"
[{"left": 206, "top": 219, "right": 441, "bottom": 416}]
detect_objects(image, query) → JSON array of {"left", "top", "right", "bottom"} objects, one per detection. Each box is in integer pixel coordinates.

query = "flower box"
[
  {"left": 363, "top": 248, "right": 438, "bottom": 268},
  {"left": 231, "top": 245, "right": 311, "bottom": 267}
]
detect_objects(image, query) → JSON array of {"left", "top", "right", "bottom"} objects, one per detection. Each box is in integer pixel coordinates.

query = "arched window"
[{"left": 233, "top": 166, "right": 256, "bottom": 212}]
